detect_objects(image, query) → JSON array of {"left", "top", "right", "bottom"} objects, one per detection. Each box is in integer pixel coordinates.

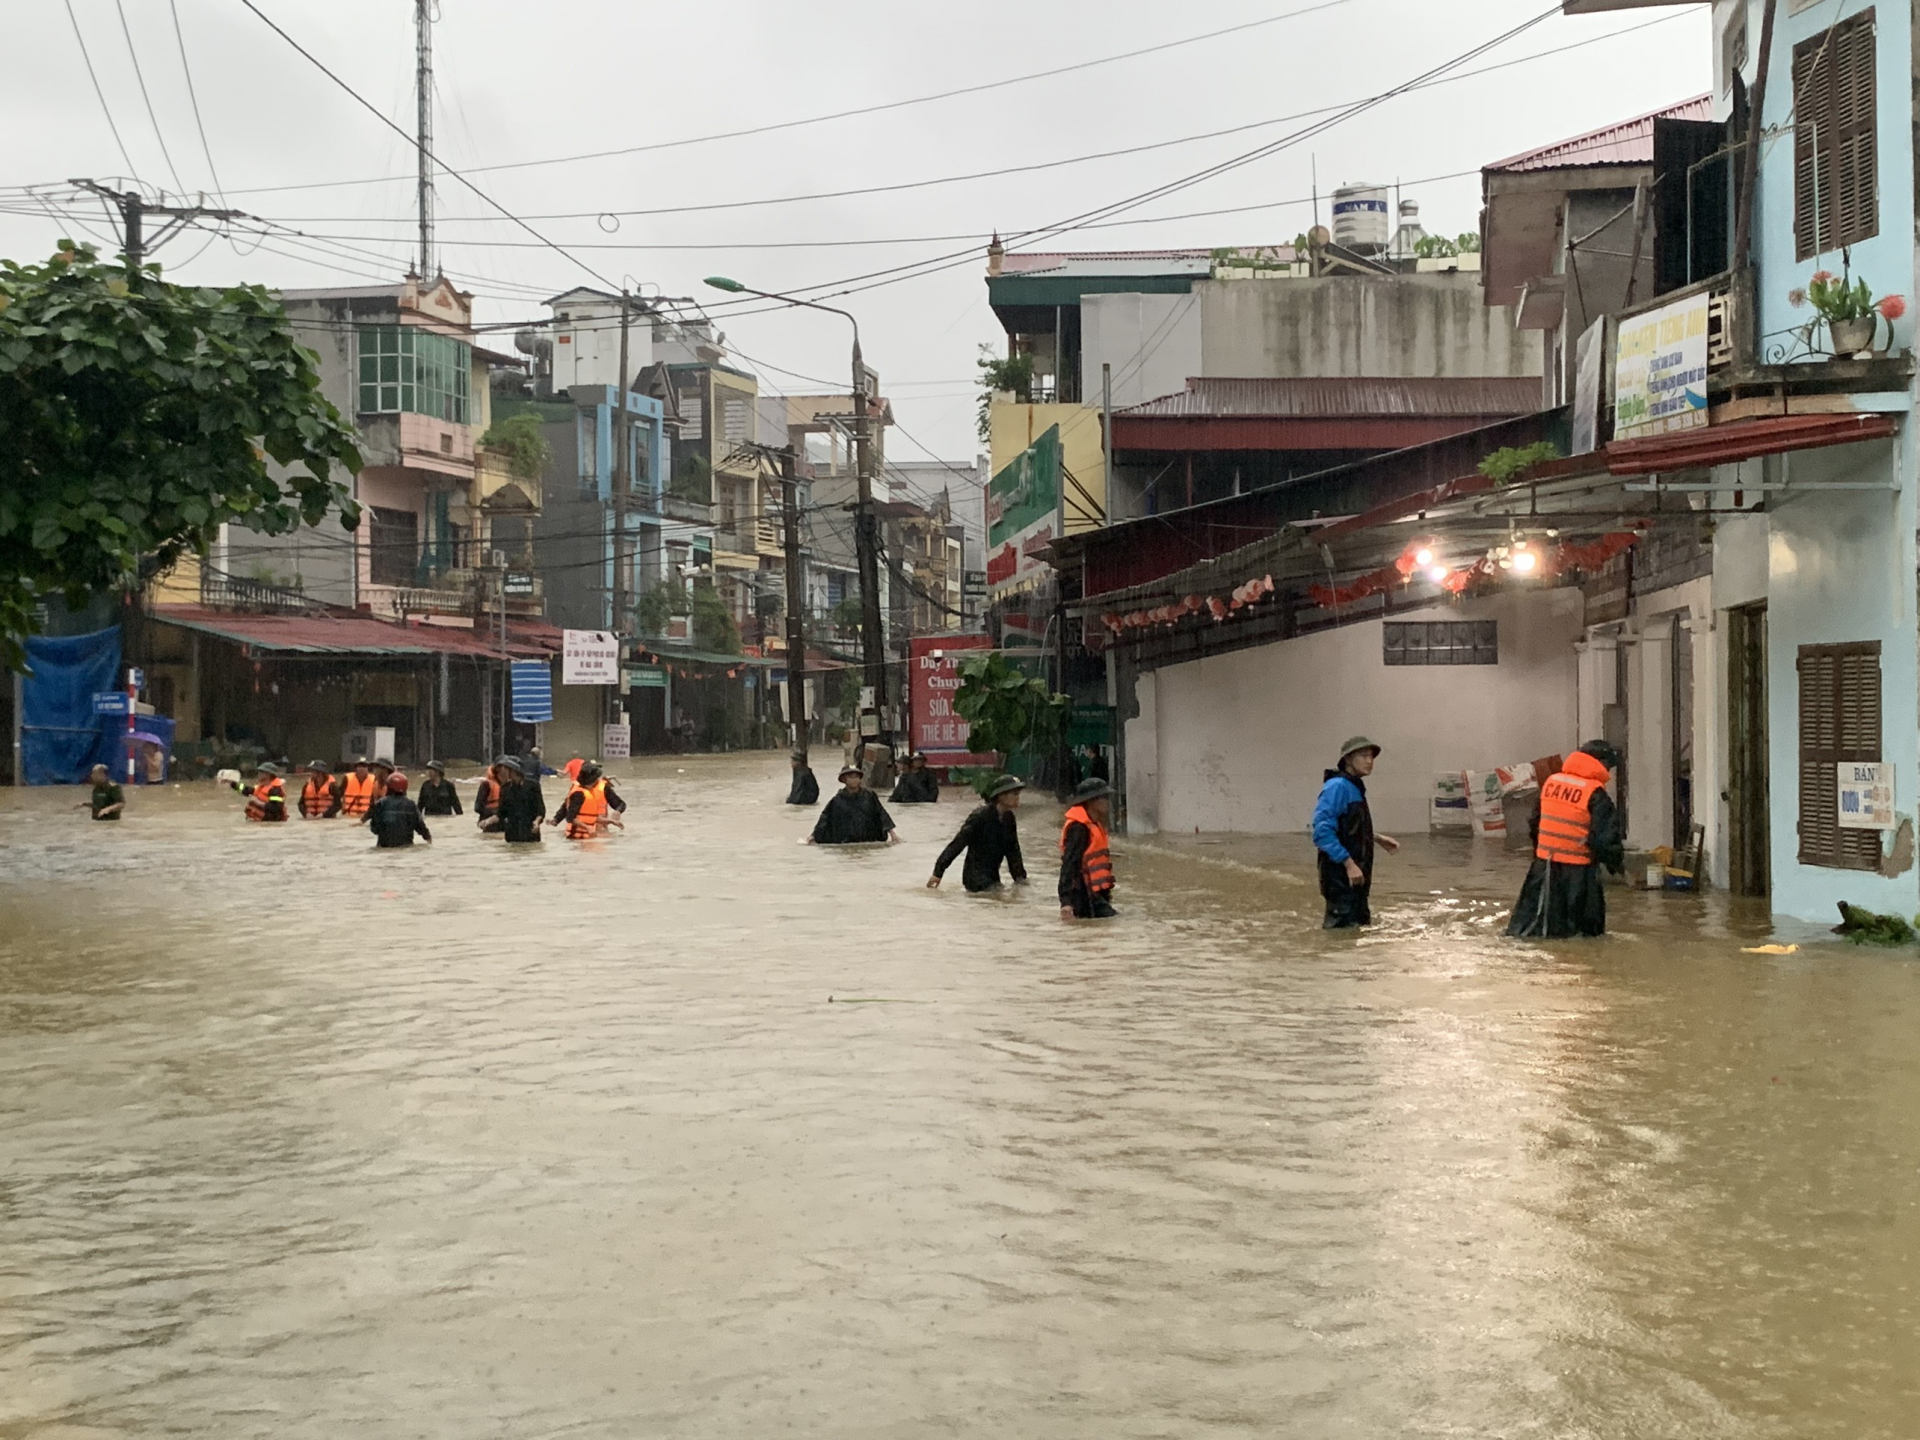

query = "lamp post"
[{"left": 705, "top": 277, "right": 891, "bottom": 753}]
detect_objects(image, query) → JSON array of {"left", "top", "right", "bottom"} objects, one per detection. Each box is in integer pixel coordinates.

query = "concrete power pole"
[
  {"left": 850, "top": 344, "right": 890, "bottom": 748},
  {"left": 71, "top": 180, "right": 241, "bottom": 270},
  {"left": 415, "top": 0, "right": 434, "bottom": 278},
  {"left": 779, "top": 448, "right": 809, "bottom": 756},
  {"left": 611, "top": 291, "right": 632, "bottom": 633}
]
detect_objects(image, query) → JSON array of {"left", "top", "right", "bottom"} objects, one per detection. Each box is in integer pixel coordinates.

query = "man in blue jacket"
[{"left": 1311, "top": 735, "right": 1399, "bottom": 929}]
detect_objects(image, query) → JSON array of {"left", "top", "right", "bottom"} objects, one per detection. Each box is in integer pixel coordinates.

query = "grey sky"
[{"left": 2, "top": 1, "right": 1711, "bottom": 462}]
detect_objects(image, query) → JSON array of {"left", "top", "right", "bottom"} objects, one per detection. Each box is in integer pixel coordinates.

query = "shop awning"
[
  {"left": 1606, "top": 412, "right": 1898, "bottom": 474},
  {"left": 148, "top": 606, "right": 560, "bottom": 659}
]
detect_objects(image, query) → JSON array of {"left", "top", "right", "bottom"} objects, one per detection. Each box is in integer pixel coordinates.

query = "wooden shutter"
[
  {"left": 1793, "top": 9, "right": 1878, "bottom": 260},
  {"left": 1797, "top": 640, "right": 1881, "bottom": 869}
]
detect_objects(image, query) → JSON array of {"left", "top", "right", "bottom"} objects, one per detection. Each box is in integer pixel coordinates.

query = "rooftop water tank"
[{"left": 1332, "top": 182, "right": 1391, "bottom": 253}]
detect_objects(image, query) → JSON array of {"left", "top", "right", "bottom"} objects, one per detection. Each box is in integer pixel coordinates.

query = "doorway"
[
  {"left": 1671, "top": 614, "right": 1694, "bottom": 846},
  {"left": 1726, "top": 602, "right": 1770, "bottom": 896}
]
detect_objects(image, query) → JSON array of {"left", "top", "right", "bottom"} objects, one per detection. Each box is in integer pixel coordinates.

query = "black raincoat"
[
  {"left": 811, "top": 788, "right": 895, "bottom": 844},
  {"left": 787, "top": 767, "right": 820, "bottom": 805},
  {"left": 365, "top": 795, "right": 432, "bottom": 848},
  {"left": 1505, "top": 788, "right": 1624, "bottom": 937},
  {"left": 934, "top": 804, "right": 1026, "bottom": 892},
  {"left": 890, "top": 769, "right": 940, "bottom": 804}
]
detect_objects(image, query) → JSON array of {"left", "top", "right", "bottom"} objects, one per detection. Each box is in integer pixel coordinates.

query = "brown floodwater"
[{"left": 1, "top": 754, "right": 1916, "bottom": 1438}]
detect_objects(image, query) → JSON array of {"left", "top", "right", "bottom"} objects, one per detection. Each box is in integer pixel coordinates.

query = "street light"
[{"left": 703, "top": 275, "right": 891, "bottom": 754}]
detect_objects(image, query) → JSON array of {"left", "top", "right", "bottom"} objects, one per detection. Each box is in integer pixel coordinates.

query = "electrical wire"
[
  {"left": 166, "top": 0, "right": 227, "bottom": 203},
  {"left": 62, "top": 0, "right": 138, "bottom": 179},
  {"left": 112, "top": 0, "right": 189, "bottom": 196}
]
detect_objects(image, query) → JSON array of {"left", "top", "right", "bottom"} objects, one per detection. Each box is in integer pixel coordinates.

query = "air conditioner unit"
[{"left": 489, "top": 549, "right": 509, "bottom": 569}]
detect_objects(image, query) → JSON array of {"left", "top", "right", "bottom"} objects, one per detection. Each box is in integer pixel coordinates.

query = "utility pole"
[
  {"left": 415, "top": 0, "right": 434, "bottom": 278},
  {"left": 71, "top": 180, "right": 242, "bottom": 270},
  {"left": 851, "top": 343, "right": 891, "bottom": 750},
  {"left": 779, "top": 447, "right": 809, "bottom": 756},
  {"left": 611, "top": 290, "right": 632, "bottom": 633},
  {"left": 1101, "top": 361, "right": 1114, "bottom": 528}
]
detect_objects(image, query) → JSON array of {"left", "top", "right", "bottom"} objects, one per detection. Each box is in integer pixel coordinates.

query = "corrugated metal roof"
[
  {"left": 1117, "top": 376, "right": 1544, "bottom": 419},
  {"left": 149, "top": 607, "right": 561, "bottom": 659},
  {"left": 1485, "top": 95, "right": 1713, "bottom": 173},
  {"left": 997, "top": 250, "right": 1217, "bottom": 277}
]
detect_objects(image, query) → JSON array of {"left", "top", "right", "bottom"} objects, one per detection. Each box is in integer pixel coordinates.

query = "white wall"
[
  {"left": 1081, "top": 292, "right": 1203, "bottom": 408},
  {"left": 1126, "top": 588, "right": 1586, "bottom": 836}
]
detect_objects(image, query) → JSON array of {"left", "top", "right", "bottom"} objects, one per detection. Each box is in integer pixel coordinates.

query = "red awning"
[
  {"left": 1606, "top": 412, "right": 1898, "bottom": 475},
  {"left": 149, "top": 606, "right": 562, "bottom": 659}
]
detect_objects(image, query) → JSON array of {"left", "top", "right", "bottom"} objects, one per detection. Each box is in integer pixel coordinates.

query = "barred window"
[
  {"left": 1382, "top": 619, "right": 1498, "bottom": 666},
  {"left": 357, "top": 326, "right": 471, "bottom": 423}
]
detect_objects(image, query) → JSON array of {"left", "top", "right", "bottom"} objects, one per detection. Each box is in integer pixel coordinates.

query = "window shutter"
[
  {"left": 1793, "top": 10, "right": 1877, "bottom": 260},
  {"left": 1797, "top": 641, "right": 1881, "bottom": 869}
]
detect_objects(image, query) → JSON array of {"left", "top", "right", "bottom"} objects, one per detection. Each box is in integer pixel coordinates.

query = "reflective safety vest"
[
  {"left": 1535, "top": 753, "right": 1611, "bottom": 865},
  {"left": 565, "top": 778, "right": 608, "bottom": 839},
  {"left": 1060, "top": 804, "right": 1115, "bottom": 896},
  {"left": 339, "top": 772, "right": 378, "bottom": 817},
  {"left": 300, "top": 775, "right": 336, "bottom": 817},
  {"left": 245, "top": 776, "right": 287, "bottom": 823}
]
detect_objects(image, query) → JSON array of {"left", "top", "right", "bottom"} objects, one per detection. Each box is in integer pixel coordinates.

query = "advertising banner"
[
  {"left": 985, "top": 425, "right": 1060, "bottom": 600},
  {"left": 1838, "top": 761, "right": 1894, "bottom": 830},
  {"left": 908, "top": 634, "right": 998, "bottom": 764},
  {"left": 562, "top": 629, "right": 619, "bottom": 685},
  {"left": 1614, "top": 293, "right": 1708, "bottom": 439},
  {"left": 601, "top": 723, "right": 631, "bottom": 760}
]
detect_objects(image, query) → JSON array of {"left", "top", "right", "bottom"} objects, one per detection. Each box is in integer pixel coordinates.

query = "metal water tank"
[{"left": 1331, "top": 182, "right": 1391, "bottom": 253}]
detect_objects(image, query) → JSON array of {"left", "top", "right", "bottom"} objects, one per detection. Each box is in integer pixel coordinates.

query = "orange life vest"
[
  {"left": 476, "top": 776, "right": 500, "bottom": 816},
  {"left": 565, "top": 778, "right": 608, "bottom": 839},
  {"left": 245, "top": 776, "right": 287, "bottom": 823},
  {"left": 1060, "top": 804, "right": 1115, "bottom": 896},
  {"left": 1535, "top": 751, "right": 1612, "bottom": 866},
  {"left": 300, "top": 775, "right": 337, "bottom": 817},
  {"left": 339, "top": 771, "right": 378, "bottom": 817}
]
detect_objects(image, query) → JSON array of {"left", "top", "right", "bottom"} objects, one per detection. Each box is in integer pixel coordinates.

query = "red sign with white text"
[{"left": 909, "top": 633, "right": 998, "bottom": 764}]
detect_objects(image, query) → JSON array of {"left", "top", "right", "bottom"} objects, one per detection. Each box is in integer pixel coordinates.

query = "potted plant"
[{"left": 1792, "top": 265, "right": 1906, "bottom": 356}]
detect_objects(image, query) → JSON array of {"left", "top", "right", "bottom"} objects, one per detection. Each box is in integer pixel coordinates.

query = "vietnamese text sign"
[
  {"left": 562, "top": 629, "right": 619, "bottom": 685},
  {"left": 624, "top": 665, "right": 668, "bottom": 689},
  {"left": 510, "top": 661, "right": 553, "bottom": 723},
  {"left": 92, "top": 691, "right": 131, "bottom": 716},
  {"left": 1837, "top": 761, "right": 1894, "bottom": 829},
  {"left": 986, "top": 425, "right": 1061, "bottom": 599},
  {"left": 909, "top": 634, "right": 998, "bottom": 763},
  {"left": 601, "top": 723, "right": 631, "bottom": 760},
  {"left": 1614, "top": 293, "right": 1708, "bottom": 439}
]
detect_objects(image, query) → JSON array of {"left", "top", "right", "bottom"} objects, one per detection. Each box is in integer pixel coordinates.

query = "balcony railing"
[{"left": 199, "top": 568, "right": 320, "bottom": 613}]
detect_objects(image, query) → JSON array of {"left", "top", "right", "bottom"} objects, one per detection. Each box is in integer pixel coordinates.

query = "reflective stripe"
[
  {"left": 1060, "top": 804, "right": 1115, "bottom": 894},
  {"left": 245, "top": 778, "right": 286, "bottom": 822},
  {"left": 1535, "top": 773, "right": 1601, "bottom": 865},
  {"left": 339, "top": 773, "right": 378, "bottom": 817},
  {"left": 565, "top": 779, "right": 608, "bottom": 839}
]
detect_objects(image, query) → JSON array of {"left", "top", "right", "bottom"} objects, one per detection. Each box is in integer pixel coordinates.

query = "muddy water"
[{"left": 1, "top": 755, "right": 1916, "bottom": 1438}]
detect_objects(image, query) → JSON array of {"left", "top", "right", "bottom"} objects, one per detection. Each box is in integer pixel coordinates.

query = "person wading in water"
[
  {"left": 1506, "top": 742, "right": 1624, "bottom": 938},
  {"left": 1310, "top": 736, "right": 1400, "bottom": 929}
]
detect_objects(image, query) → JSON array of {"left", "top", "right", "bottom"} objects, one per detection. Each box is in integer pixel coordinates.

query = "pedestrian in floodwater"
[
  {"left": 809, "top": 765, "right": 898, "bottom": 844},
  {"left": 890, "top": 753, "right": 941, "bottom": 804},
  {"left": 1059, "top": 777, "right": 1118, "bottom": 919},
  {"left": 298, "top": 760, "right": 341, "bottom": 819},
  {"left": 87, "top": 763, "right": 125, "bottom": 821},
  {"left": 929, "top": 775, "right": 1027, "bottom": 892},
  {"left": 786, "top": 750, "right": 820, "bottom": 805},
  {"left": 475, "top": 758, "right": 508, "bottom": 829},
  {"left": 416, "top": 760, "right": 462, "bottom": 817},
  {"left": 492, "top": 756, "right": 547, "bottom": 844},
  {"left": 1311, "top": 736, "right": 1400, "bottom": 929},
  {"left": 554, "top": 759, "right": 626, "bottom": 838},
  {"left": 235, "top": 761, "right": 289, "bottom": 823},
  {"left": 363, "top": 771, "right": 432, "bottom": 848},
  {"left": 1506, "top": 741, "right": 1624, "bottom": 938},
  {"left": 338, "top": 758, "right": 379, "bottom": 819}
]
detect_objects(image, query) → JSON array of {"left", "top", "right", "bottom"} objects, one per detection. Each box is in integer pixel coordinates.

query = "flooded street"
[{"left": 2, "top": 753, "right": 1917, "bottom": 1438}]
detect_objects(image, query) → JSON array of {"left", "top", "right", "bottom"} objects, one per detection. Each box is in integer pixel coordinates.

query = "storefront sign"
[
  {"left": 562, "top": 629, "right": 619, "bottom": 685},
  {"left": 601, "top": 723, "right": 631, "bottom": 760},
  {"left": 502, "top": 571, "right": 536, "bottom": 597},
  {"left": 624, "top": 665, "right": 668, "bottom": 689},
  {"left": 1614, "top": 293, "right": 1709, "bottom": 439},
  {"left": 986, "top": 424, "right": 1061, "bottom": 599},
  {"left": 1838, "top": 762, "right": 1894, "bottom": 829},
  {"left": 909, "top": 634, "right": 998, "bottom": 763}
]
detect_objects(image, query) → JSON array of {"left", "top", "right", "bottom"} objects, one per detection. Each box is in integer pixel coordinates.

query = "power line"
[
  {"left": 234, "top": 0, "right": 620, "bottom": 292},
  {"left": 62, "top": 0, "right": 137, "bottom": 179},
  {"left": 112, "top": 0, "right": 188, "bottom": 196},
  {"left": 214, "top": 0, "right": 1354, "bottom": 198},
  {"left": 166, "top": 0, "right": 226, "bottom": 202}
]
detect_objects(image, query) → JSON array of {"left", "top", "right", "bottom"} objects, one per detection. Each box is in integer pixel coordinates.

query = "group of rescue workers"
[
  {"left": 230, "top": 752, "right": 626, "bottom": 847},
  {"left": 788, "top": 750, "right": 1117, "bottom": 920},
  {"left": 213, "top": 729, "right": 1622, "bottom": 934}
]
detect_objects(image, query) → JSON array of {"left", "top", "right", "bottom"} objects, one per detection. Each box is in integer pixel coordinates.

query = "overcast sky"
[{"left": 2, "top": 0, "right": 1712, "bottom": 461}]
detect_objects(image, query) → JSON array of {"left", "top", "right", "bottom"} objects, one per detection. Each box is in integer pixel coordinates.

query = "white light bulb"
[
  {"left": 1426, "top": 564, "right": 1448, "bottom": 584},
  {"left": 1513, "top": 551, "right": 1538, "bottom": 574},
  {"left": 1413, "top": 547, "right": 1434, "bottom": 567}
]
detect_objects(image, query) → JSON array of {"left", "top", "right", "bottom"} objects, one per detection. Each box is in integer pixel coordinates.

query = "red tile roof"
[
  {"left": 149, "top": 606, "right": 563, "bottom": 659},
  {"left": 1485, "top": 95, "right": 1713, "bottom": 173}
]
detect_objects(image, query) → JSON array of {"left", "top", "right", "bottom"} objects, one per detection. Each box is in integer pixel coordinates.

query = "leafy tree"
[
  {"left": 1477, "top": 441, "right": 1562, "bottom": 486},
  {"left": 0, "top": 243, "right": 361, "bottom": 669},
  {"left": 975, "top": 346, "right": 1034, "bottom": 443},
  {"left": 670, "top": 452, "right": 711, "bottom": 503},
  {"left": 633, "top": 583, "right": 688, "bottom": 637},
  {"left": 952, "top": 649, "right": 1067, "bottom": 759},
  {"left": 479, "top": 411, "right": 550, "bottom": 481},
  {"left": 689, "top": 579, "right": 741, "bottom": 654}
]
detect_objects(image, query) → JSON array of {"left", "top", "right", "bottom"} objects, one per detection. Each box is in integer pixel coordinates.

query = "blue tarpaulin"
[
  {"left": 22, "top": 627, "right": 123, "bottom": 785},
  {"left": 511, "top": 660, "right": 553, "bottom": 723}
]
